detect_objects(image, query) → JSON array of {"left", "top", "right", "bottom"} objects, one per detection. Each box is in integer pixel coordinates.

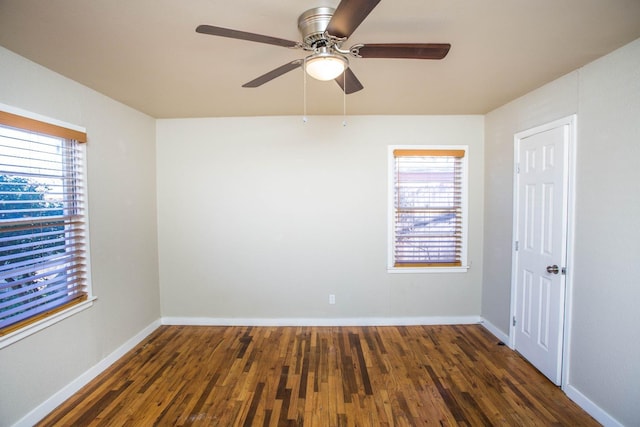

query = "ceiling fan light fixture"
[
  {"left": 305, "top": 50, "right": 348, "bottom": 81},
  {"left": 197, "top": 0, "right": 450, "bottom": 94}
]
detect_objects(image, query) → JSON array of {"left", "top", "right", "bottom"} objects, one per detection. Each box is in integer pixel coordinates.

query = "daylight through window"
[
  {"left": 390, "top": 148, "right": 467, "bottom": 270},
  {"left": 0, "top": 111, "right": 89, "bottom": 335}
]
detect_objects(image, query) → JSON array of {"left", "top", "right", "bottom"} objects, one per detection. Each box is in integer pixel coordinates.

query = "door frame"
[{"left": 509, "top": 114, "right": 577, "bottom": 388}]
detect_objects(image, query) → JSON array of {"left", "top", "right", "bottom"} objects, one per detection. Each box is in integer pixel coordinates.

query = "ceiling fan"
[{"left": 196, "top": 0, "right": 451, "bottom": 94}]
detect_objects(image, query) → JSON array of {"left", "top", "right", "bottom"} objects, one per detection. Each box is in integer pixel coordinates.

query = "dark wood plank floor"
[{"left": 37, "top": 324, "right": 598, "bottom": 426}]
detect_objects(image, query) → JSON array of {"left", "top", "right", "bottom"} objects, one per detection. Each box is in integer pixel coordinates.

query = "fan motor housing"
[{"left": 297, "top": 7, "right": 335, "bottom": 48}]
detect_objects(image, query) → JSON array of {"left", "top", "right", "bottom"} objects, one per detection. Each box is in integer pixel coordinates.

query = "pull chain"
[
  {"left": 303, "top": 57, "right": 308, "bottom": 123},
  {"left": 303, "top": 59, "right": 349, "bottom": 126},
  {"left": 342, "top": 70, "right": 347, "bottom": 127}
]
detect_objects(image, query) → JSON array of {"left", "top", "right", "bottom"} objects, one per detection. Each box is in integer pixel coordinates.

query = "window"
[
  {"left": 388, "top": 146, "right": 468, "bottom": 272},
  {"left": 0, "top": 109, "right": 91, "bottom": 341}
]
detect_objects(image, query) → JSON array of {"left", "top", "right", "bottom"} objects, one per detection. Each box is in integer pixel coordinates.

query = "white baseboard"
[
  {"left": 479, "top": 318, "right": 510, "bottom": 345},
  {"left": 13, "top": 319, "right": 161, "bottom": 427},
  {"left": 564, "top": 384, "right": 624, "bottom": 427},
  {"left": 30, "top": 316, "right": 630, "bottom": 427},
  {"left": 161, "top": 316, "right": 482, "bottom": 327},
  {"left": 479, "top": 318, "right": 624, "bottom": 427}
]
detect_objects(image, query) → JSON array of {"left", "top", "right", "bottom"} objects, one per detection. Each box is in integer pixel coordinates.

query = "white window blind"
[
  {"left": 392, "top": 148, "right": 465, "bottom": 268},
  {"left": 0, "top": 111, "right": 88, "bottom": 335}
]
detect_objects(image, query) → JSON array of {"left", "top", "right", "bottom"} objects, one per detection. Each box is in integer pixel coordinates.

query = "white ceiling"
[{"left": 1, "top": 0, "right": 639, "bottom": 118}]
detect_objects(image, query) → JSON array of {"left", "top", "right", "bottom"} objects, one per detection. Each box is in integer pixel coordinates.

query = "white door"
[{"left": 512, "top": 117, "right": 574, "bottom": 385}]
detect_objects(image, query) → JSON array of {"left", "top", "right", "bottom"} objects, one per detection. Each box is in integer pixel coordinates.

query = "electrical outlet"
[{"left": 329, "top": 294, "right": 336, "bottom": 305}]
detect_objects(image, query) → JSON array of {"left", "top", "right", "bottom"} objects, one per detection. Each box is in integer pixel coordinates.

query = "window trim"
[
  {"left": 387, "top": 145, "right": 469, "bottom": 274},
  {"left": 0, "top": 297, "right": 96, "bottom": 349},
  {"left": 0, "top": 103, "right": 94, "bottom": 348}
]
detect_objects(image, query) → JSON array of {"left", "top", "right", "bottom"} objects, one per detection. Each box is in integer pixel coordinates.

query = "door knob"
[{"left": 546, "top": 265, "right": 559, "bottom": 274}]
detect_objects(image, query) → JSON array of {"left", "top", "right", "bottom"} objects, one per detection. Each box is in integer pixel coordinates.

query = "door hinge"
[
  {"left": 513, "top": 316, "right": 517, "bottom": 327},
  {"left": 516, "top": 163, "right": 520, "bottom": 174},
  {"left": 515, "top": 241, "right": 519, "bottom": 251}
]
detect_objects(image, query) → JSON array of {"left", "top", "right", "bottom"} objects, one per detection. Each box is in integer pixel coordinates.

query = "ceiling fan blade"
[
  {"left": 325, "top": 0, "right": 381, "bottom": 39},
  {"left": 196, "top": 25, "right": 299, "bottom": 48},
  {"left": 242, "top": 60, "right": 304, "bottom": 88},
  {"left": 335, "top": 68, "right": 364, "bottom": 94},
  {"left": 356, "top": 43, "right": 451, "bottom": 59}
]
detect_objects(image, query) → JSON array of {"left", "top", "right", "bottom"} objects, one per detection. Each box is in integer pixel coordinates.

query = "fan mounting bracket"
[{"left": 297, "top": 7, "right": 346, "bottom": 51}]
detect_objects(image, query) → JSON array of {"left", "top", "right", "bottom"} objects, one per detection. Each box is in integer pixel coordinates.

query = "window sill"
[
  {"left": 0, "top": 297, "right": 96, "bottom": 349},
  {"left": 387, "top": 266, "right": 470, "bottom": 274}
]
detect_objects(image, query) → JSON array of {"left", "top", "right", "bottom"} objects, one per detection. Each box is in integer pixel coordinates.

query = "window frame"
[
  {"left": 0, "top": 104, "right": 94, "bottom": 349},
  {"left": 387, "top": 145, "right": 469, "bottom": 273}
]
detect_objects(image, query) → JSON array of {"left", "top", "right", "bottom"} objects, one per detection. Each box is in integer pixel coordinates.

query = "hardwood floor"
[{"left": 37, "top": 324, "right": 598, "bottom": 426}]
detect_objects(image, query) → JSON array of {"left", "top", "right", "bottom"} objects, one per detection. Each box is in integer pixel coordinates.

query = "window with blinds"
[
  {"left": 0, "top": 110, "right": 89, "bottom": 336},
  {"left": 389, "top": 147, "right": 467, "bottom": 270}
]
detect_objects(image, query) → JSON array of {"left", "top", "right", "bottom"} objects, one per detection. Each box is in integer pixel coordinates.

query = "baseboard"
[
  {"left": 13, "top": 319, "right": 161, "bottom": 427},
  {"left": 15, "top": 316, "right": 623, "bottom": 427},
  {"left": 479, "top": 318, "right": 510, "bottom": 345},
  {"left": 479, "top": 318, "right": 623, "bottom": 427},
  {"left": 564, "top": 384, "right": 624, "bottom": 427},
  {"left": 161, "top": 316, "right": 482, "bottom": 327}
]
